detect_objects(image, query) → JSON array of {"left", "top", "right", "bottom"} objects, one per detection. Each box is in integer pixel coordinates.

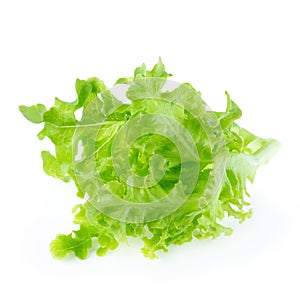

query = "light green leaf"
[
  {"left": 41, "top": 151, "right": 70, "bottom": 182},
  {"left": 50, "top": 226, "right": 93, "bottom": 260},
  {"left": 19, "top": 104, "right": 46, "bottom": 124}
]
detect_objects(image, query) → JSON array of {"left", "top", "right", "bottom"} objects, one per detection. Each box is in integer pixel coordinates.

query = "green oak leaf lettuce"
[{"left": 19, "top": 59, "right": 279, "bottom": 259}]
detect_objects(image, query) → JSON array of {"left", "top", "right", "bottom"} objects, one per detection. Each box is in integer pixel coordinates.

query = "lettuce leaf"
[{"left": 19, "top": 58, "right": 279, "bottom": 259}]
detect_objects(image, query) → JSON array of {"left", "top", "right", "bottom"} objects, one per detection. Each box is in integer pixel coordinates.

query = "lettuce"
[{"left": 19, "top": 59, "right": 279, "bottom": 259}]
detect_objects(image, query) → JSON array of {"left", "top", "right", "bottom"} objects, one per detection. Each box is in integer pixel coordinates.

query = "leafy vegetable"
[{"left": 20, "top": 58, "right": 279, "bottom": 259}]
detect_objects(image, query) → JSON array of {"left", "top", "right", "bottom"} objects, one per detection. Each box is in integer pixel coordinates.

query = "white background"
[{"left": 1, "top": 0, "right": 299, "bottom": 299}]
